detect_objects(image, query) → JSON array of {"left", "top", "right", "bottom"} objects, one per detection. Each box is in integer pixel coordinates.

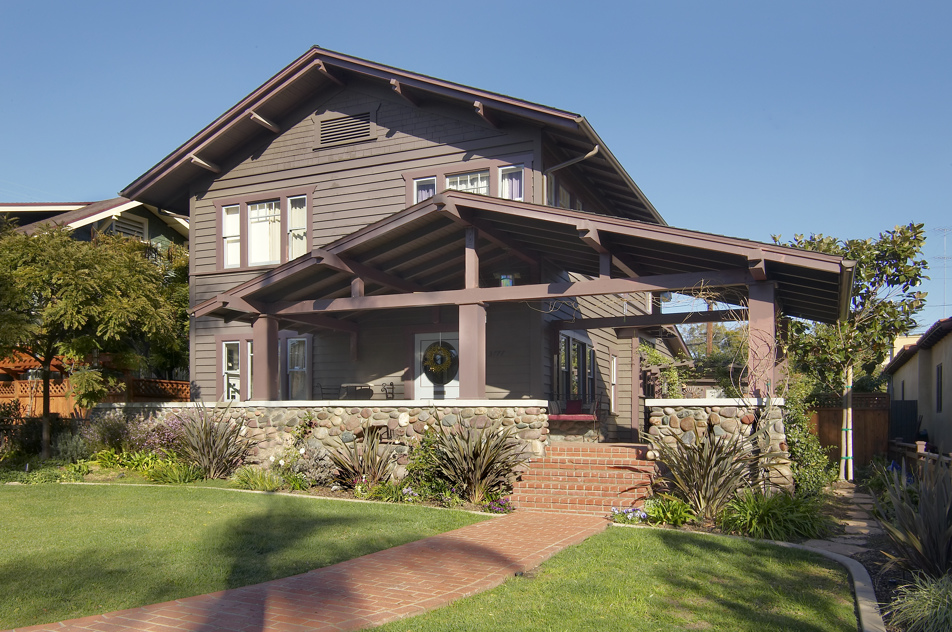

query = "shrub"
[
  {"left": 120, "top": 450, "right": 162, "bottom": 472},
  {"left": 326, "top": 425, "right": 396, "bottom": 487},
  {"left": 887, "top": 573, "right": 952, "bottom": 632},
  {"left": 283, "top": 472, "right": 309, "bottom": 491},
  {"left": 368, "top": 480, "right": 421, "bottom": 503},
  {"left": 719, "top": 489, "right": 831, "bottom": 541},
  {"left": 405, "top": 425, "right": 449, "bottom": 498},
  {"left": 644, "top": 494, "right": 696, "bottom": 527},
  {"left": 82, "top": 410, "right": 129, "bottom": 452},
  {"left": 483, "top": 497, "right": 514, "bottom": 514},
  {"left": 94, "top": 448, "right": 122, "bottom": 469},
  {"left": 780, "top": 373, "right": 836, "bottom": 496},
  {"left": 874, "top": 459, "right": 952, "bottom": 578},
  {"left": 433, "top": 422, "right": 529, "bottom": 504},
  {"left": 53, "top": 432, "right": 90, "bottom": 463},
  {"left": 145, "top": 461, "right": 204, "bottom": 484},
  {"left": 648, "top": 428, "right": 779, "bottom": 523},
  {"left": 232, "top": 465, "right": 283, "bottom": 491},
  {"left": 175, "top": 403, "right": 253, "bottom": 479}
]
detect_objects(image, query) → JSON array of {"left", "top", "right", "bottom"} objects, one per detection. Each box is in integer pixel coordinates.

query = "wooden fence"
[
  {"left": 810, "top": 393, "right": 890, "bottom": 469},
  {"left": 0, "top": 377, "right": 191, "bottom": 417}
]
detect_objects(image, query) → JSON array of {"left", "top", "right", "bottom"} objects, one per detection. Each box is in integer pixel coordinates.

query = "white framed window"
[
  {"left": 610, "top": 354, "right": 617, "bottom": 413},
  {"left": 287, "top": 337, "right": 309, "bottom": 400},
  {"left": 446, "top": 170, "right": 490, "bottom": 196},
  {"left": 248, "top": 200, "right": 281, "bottom": 266},
  {"left": 499, "top": 165, "right": 524, "bottom": 201},
  {"left": 414, "top": 177, "right": 436, "bottom": 204},
  {"left": 222, "top": 205, "right": 241, "bottom": 268},
  {"left": 287, "top": 195, "right": 308, "bottom": 260},
  {"left": 223, "top": 342, "right": 241, "bottom": 401},
  {"left": 247, "top": 341, "right": 254, "bottom": 400}
]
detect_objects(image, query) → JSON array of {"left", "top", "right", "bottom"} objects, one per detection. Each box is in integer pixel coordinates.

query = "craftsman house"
[{"left": 120, "top": 47, "right": 853, "bottom": 442}]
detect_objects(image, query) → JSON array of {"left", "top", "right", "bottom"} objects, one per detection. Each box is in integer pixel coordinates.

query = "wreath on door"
[{"left": 422, "top": 341, "right": 459, "bottom": 385}]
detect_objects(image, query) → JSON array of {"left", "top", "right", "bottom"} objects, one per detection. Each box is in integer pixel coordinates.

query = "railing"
[
  {"left": 887, "top": 439, "right": 952, "bottom": 469},
  {"left": 0, "top": 377, "right": 191, "bottom": 416}
]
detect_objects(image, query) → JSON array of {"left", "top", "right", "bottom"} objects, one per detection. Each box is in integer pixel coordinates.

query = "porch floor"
[{"left": 10, "top": 512, "right": 607, "bottom": 632}]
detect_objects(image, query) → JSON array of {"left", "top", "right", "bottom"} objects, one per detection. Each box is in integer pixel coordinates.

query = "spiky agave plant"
[
  {"left": 433, "top": 422, "right": 529, "bottom": 504},
  {"left": 647, "top": 427, "right": 780, "bottom": 523},
  {"left": 325, "top": 424, "right": 395, "bottom": 487}
]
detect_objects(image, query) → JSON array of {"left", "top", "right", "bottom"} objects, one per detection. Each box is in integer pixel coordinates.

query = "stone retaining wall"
[
  {"left": 102, "top": 402, "right": 549, "bottom": 466},
  {"left": 645, "top": 399, "right": 792, "bottom": 488}
]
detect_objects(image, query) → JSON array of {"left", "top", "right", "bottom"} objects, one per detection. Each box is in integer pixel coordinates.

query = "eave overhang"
[
  {"left": 193, "top": 192, "right": 853, "bottom": 326},
  {"left": 120, "top": 47, "right": 664, "bottom": 223}
]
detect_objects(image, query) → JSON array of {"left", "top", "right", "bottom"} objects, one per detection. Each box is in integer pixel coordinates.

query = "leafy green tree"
[
  {"left": 0, "top": 226, "right": 178, "bottom": 457},
  {"left": 775, "top": 223, "right": 927, "bottom": 479}
]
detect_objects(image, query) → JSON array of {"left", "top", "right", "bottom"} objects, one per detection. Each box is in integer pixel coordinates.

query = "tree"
[
  {"left": 0, "top": 225, "right": 178, "bottom": 457},
  {"left": 775, "top": 223, "right": 927, "bottom": 480}
]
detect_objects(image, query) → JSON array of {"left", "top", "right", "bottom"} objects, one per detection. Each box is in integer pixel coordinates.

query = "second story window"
[
  {"left": 447, "top": 170, "right": 490, "bottom": 196},
  {"left": 216, "top": 190, "right": 310, "bottom": 270},
  {"left": 500, "top": 165, "right": 523, "bottom": 201},
  {"left": 415, "top": 177, "right": 436, "bottom": 203}
]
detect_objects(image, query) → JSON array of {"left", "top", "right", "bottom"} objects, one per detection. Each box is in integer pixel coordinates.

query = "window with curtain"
[
  {"left": 223, "top": 205, "right": 240, "bottom": 268},
  {"left": 446, "top": 170, "right": 489, "bottom": 195},
  {"left": 415, "top": 177, "right": 436, "bottom": 203},
  {"left": 500, "top": 165, "right": 523, "bottom": 201},
  {"left": 287, "top": 338, "right": 309, "bottom": 400},
  {"left": 248, "top": 200, "right": 281, "bottom": 265},
  {"left": 287, "top": 196, "right": 308, "bottom": 260}
]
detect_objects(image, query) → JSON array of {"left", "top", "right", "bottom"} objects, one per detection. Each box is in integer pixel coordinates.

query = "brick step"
[
  {"left": 527, "top": 456, "right": 654, "bottom": 468},
  {"left": 511, "top": 484, "right": 649, "bottom": 498},
  {"left": 509, "top": 494, "right": 647, "bottom": 513},
  {"left": 545, "top": 443, "right": 649, "bottom": 457},
  {"left": 523, "top": 461, "right": 655, "bottom": 474},
  {"left": 518, "top": 470, "right": 652, "bottom": 484}
]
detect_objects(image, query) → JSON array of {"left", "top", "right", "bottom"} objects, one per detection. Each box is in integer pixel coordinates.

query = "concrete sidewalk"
[{"left": 11, "top": 512, "right": 608, "bottom": 632}]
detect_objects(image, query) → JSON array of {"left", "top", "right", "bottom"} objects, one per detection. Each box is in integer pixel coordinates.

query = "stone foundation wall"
[
  {"left": 103, "top": 402, "right": 549, "bottom": 466},
  {"left": 645, "top": 399, "right": 792, "bottom": 488}
]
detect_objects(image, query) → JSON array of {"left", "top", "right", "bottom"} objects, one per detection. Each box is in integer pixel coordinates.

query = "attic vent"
[
  {"left": 113, "top": 215, "right": 146, "bottom": 240},
  {"left": 320, "top": 112, "right": 371, "bottom": 145}
]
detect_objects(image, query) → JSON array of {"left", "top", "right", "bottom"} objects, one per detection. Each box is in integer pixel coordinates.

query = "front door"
[{"left": 415, "top": 333, "right": 460, "bottom": 399}]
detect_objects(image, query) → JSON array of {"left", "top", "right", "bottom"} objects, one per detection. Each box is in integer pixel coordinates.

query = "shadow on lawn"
[{"left": 651, "top": 530, "right": 856, "bottom": 632}]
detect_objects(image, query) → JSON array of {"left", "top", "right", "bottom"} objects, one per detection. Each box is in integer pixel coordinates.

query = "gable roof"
[
  {"left": 883, "top": 317, "right": 952, "bottom": 375},
  {"left": 8, "top": 197, "right": 189, "bottom": 238},
  {"left": 120, "top": 47, "right": 664, "bottom": 224}
]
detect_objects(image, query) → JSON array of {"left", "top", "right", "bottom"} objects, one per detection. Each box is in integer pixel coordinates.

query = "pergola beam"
[
  {"left": 263, "top": 269, "right": 756, "bottom": 315},
  {"left": 553, "top": 308, "right": 748, "bottom": 331}
]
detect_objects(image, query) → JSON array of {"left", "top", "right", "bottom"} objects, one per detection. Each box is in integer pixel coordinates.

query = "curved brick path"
[{"left": 10, "top": 512, "right": 608, "bottom": 632}]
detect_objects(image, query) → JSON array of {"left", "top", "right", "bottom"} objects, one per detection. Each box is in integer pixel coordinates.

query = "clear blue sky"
[{"left": 2, "top": 0, "right": 949, "bottom": 331}]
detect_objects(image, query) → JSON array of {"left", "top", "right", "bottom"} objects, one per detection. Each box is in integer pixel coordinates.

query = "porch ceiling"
[{"left": 195, "top": 191, "right": 853, "bottom": 326}]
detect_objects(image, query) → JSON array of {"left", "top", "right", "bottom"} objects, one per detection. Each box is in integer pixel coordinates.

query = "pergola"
[{"left": 194, "top": 190, "right": 854, "bottom": 401}]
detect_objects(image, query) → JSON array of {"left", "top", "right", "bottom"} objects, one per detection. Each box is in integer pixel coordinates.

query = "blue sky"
[{"left": 1, "top": 1, "right": 949, "bottom": 331}]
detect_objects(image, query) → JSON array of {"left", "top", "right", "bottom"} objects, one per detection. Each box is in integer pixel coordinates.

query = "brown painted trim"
[
  {"left": 401, "top": 153, "right": 534, "bottom": 208},
  {"left": 555, "top": 309, "right": 749, "bottom": 331},
  {"left": 264, "top": 269, "right": 755, "bottom": 315}
]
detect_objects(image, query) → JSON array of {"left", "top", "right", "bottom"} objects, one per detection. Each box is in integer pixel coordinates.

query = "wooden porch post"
[
  {"left": 747, "top": 282, "right": 776, "bottom": 398},
  {"left": 252, "top": 314, "right": 280, "bottom": 400},
  {"left": 459, "top": 303, "right": 486, "bottom": 398}
]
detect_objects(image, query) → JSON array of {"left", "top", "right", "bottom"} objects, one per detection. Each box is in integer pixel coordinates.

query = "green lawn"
[
  {"left": 0, "top": 484, "right": 487, "bottom": 629},
  {"left": 376, "top": 526, "right": 858, "bottom": 632}
]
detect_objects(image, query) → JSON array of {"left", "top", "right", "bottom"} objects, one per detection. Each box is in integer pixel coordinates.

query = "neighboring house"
[
  {"left": 884, "top": 318, "right": 952, "bottom": 454},
  {"left": 0, "top": 197, "right": 189, "bottom": 248},
  {"left": 118, "top": 47, "right": 853, "bottom": 441}
]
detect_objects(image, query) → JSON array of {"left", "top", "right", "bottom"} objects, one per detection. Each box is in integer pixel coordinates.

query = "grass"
[
  {"left": 0, "top": 484, "right": 487, "bottom": 629},
  {"left": 376, "top": 526, "right": 858, "bottom": 632}
]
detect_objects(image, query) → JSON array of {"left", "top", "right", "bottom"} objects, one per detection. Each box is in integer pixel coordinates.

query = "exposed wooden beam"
[
  {"left": 278, "top": 313, "right": 359, "bottom": 334},
  {"left": 189, "top": 154, "right": 220, "bottom": 173},
  {"left": 554, "top": 309, "right": 749, "bottom": 331},
  {"left": 389, "top": 78, "right": 419, "bottom": 106},
  {"left": 313, "top": 59, "right": 344, "bottom": 85},
  {"left": 577, "top": 222, "right": 609, "bottom": 255},
  {"left": 263, "top": 269, "right": 756, "bottom": 315},
  {"left": 473, "top": 101, "right": 499, "bottom": 128},
  {"left": 439, "top": 204, "right": 543, "bottom": 269},
  {"left": 748, "top": 250, "right": 767, "bottom": 281},
  {"left": 247, "top": 110, "right": 280, "bottom": 133},
  {"left": 351, "top": 277, "right": 364, "bottom": 298},
  {"left": 337, "top": 256, "right": 426, "bottom": 293}
]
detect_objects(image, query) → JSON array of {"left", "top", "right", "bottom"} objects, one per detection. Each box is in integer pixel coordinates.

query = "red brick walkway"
[{"left": 10, "top": 512, "right": 607, "bottom": 632}]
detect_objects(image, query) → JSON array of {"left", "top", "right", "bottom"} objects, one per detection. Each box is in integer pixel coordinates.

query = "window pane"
[
  {"left": 288, "top": 229, "right": 307, "bottom": 260},
  {"left": 446, "top": 171, "right": 489, "bottom": 196},
  {"left": 500, "top": 166, "right": 523, "bottom": 201},
  {"left": 288, "top": 196, "right": 307, "bottom": 229},
  {"left": 288, "top": 338, "right": 308, "bottom": 400},
  {"left": 415, "top": 178, "right": 436, "bottom": 203},
  {"left": 223, "top": 205, "right": 240, "bottom": 236},
  {"left": 248, "top": 200, "right": 280, "bottom": 265},
  {"left": 224, "top": 237, "right": 240, "bottom": 268},
  {"left": 224, "top": 342, "right": 240, "bottom": 372},
  {"left": 223, "top": 342, "right": 240, "bottom": 401}
]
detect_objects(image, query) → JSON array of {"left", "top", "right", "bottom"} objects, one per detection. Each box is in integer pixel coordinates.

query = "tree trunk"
[{"left": 41, "top": 364, "right": 52, "bottom": 459}]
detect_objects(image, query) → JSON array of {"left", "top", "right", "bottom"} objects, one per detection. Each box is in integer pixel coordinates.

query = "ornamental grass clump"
[
  {"left": 719, "top": 489, "right": 831, "bottom": 541},
  {"left": 886, "top": 572, "right": 952, "bottom": 632},
  {"left": 647, "top": 427, "right": 780, "bottom": 523},
  {"left": 232, "top": 465, "right": 284, "bottom": 491},
  {"left": 175, "top": 403, "right": 254, "bottom": 479},
  {"left": 433, "top": 421, "right": 528, "bottom": 504},
  {"left": 326, "top": 424, "right": 395, "bottom": 487},
  {"left": 873, "top": 458, "right": 952, "bottom": 578}
]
